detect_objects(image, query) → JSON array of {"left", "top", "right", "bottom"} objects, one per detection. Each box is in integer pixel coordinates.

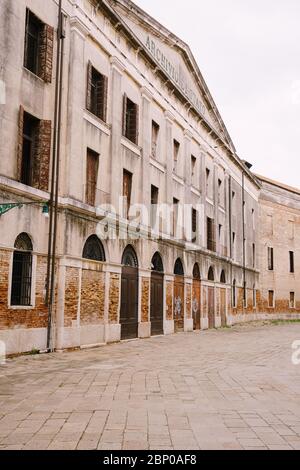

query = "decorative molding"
[{"left": 110, "top": 56, "right": 126, "bottom": 74}]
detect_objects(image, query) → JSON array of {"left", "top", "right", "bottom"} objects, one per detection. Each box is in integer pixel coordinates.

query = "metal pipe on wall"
[{"left": 46, "top": 0, "right": 65, "bottom": 352}]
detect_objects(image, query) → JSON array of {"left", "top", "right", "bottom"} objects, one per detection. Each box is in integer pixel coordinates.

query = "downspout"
[
  {"left": 229, "top": 175, "right": 233, "bottom": 303},
  {"left": 242, "top": 171, "right": 246, "bottom": 305},
  {"left": 46, "top": 0, "right": 65, "bottom": 352}
]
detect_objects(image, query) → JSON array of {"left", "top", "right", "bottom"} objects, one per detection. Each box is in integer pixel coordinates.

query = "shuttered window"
[
  {"left": 192, "top": 208, "right": 197, "bottom": 243},
  {"left": 122, "top": 95, "right": 139, "bottom": 145},
  {"left": 86, "top": 62, "right": 108, "bottom": 122},
  {"left": 24, "top": 9, "right": 54, "bottom": 83},
  {"left": 123, "top": 170, "right": 132, "bottom": 219},
  {"left": 207, "top": 217, "right": 216, "bottom": 252},
  {"left": 18, "top": 109, "right": 51, "bottom": 191},
  {"left": 86, "top": 149, "right": 99, "bottom": 206},
  {"left": 268, "top": 247, "right": 274, "bottom": 271}
]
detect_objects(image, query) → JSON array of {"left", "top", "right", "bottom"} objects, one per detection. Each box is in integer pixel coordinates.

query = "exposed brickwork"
[
  {"left": 39, "top": 24, "right": 54, "bottom": 83},
  {"left": 0, "top": 250, "right": 48, "bottom": 330},
  {"left": 166, "top": 281, "right": 173, "bottom": 321},
  {"left": 108, "top": 273, "right": 120, "bottom": 324},
  {"left": 141, "top": 277, "right": 150, "bottom": 323},
  {"left": 185, "top": 284, "right": 192, "bottom": 320},
  {"left": 64, "top": 267, "right": 79, "bottom": 327},
  {"left": 80, "top": 269, "right": 105, "bottom": 325}
]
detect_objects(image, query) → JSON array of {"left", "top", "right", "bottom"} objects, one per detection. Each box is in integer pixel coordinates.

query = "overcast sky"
[{"left": 135, "top": 0, "right": 300, "bottom": 188}]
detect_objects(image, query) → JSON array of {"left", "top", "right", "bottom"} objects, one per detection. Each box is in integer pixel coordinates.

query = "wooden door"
[
  {"left": 192, "top": 279, "right": 201, "bottom": 330},
  {"left": 220, "top": 288, "right": 227, "bottom": 327},
  {"left": 150, "top": 272, "right": 164, "bottom": 336},
  {"left": 174, "top": 275, "right": 184, "bottom": 332},
  {"left": 208, "top": 286, "right": 215, "bottom": 329},
  {"left": 120, "top": 266, "right": 138, "bottom": 340}
]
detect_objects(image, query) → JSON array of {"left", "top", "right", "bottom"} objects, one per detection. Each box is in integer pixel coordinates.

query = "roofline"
[
  {"left": 255, "top": 174, "right": 300, "bottom": 196},
  {"left": 98, "top": 0, "right": 260, "bottom": 188}
]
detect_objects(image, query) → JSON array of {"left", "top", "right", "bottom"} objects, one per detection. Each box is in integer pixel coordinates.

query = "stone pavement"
[{"left": 1, "top": 322, "right": 300, "bottom": 450}]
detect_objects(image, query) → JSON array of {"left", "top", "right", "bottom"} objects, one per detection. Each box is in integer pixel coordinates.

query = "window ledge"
[
  {"left": 121, "top": 137, "right": 141, "bottom": 156},
  {"left": 150, "top": 157, "right": 166, "bottom": 173},
  {"left": 0, "top": 176, "right": 49, "bottom": 201},
  {"left": 172, "top": 173, "right": 185, "bottom": 186},
  {"left": 23, "top": 67, "right": 45, "bottom": 85},
  {"left": 191, "top": 186, "right": 201, "bottom": 197},
  {"left": 83, "top": 110, "right": 111, "bottom": 136},
  {"left": 9, "top": 305, "right": 34, "bottom": 310}
]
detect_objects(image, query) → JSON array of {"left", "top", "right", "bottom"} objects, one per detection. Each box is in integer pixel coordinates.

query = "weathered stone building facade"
[{"left": 0, "top": 0, "right": 299, "bottom": 355}]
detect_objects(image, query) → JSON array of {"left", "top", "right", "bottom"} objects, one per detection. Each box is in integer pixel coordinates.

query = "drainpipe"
[
  {"left": 46, "top": 0, "right": 65, "bottom": 352},
  {"left": 229, "top": 175, "right": 233, "bottom": 300},
  {"left": 242, "top": 171, "right": 246, "bottom": 304}
]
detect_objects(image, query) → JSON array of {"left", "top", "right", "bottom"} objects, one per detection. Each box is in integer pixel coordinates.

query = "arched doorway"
[
  {"left": 120, "top": 246, "right": 139, "bottom": 340},
  {"left": 220, "top": 270, "right": 227, "bottom": 327},
  {"left": 150, "top": 252, "right": 164, "bottom": 336},
  {"left": 207, "top": 266, "right": 215, "bottom": 329},
  {"left": 174, "top": 258, "right": 184, "bottom": 333},
  {"left": 192, "top": 263, "right": 201, "bottom": 330}
]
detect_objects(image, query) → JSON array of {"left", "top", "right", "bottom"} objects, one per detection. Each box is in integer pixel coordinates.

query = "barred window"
[
  {"left": 122, "top": 95, "right": 139, "bottom": 145},
  {"left": 86, "top": 62, "right": 108, "bottom": 122},
  {"left": 11, "top": 233, "right": 33, "bottom": 307}
]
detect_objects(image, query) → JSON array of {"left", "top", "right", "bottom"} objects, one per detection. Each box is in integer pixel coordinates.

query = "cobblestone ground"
[{"left": 1, "top": 323, "right": 300, "bottom": 450}]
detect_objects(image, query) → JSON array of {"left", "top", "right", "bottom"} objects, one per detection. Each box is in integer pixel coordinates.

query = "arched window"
[
  {"left": 220, "top": 270, "right": 226, "bottom": 284},
  {"left": 232, "top": 280, "right": 237, "bottom": 308},
  {"left": 122, "top": 245, "right": 138, "bottom": 268},
  {"left": 208, "top": 266, "right": 214, "bottom": 281},
  {"left": 11, "top": 233, "right": 33, "bottom": 306},
  {"left": 151, "top": 252, "right": 164, "bottom": 273},
  {"left": 82, "top": 235, "right": 106, "bottom": 262},
  {"left": 174, "top": 258, "right": 184, "bottom": 276},
  {"left": 193, "top": 263, "right": 201, "bottom": 280}
]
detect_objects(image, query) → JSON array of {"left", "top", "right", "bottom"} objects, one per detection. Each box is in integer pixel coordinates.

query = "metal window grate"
[{"left": 11, "top": 252, "right": 32, "bottom": 306}]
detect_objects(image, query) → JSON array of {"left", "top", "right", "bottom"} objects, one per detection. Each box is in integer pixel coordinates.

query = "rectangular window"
[
  {"left": 268, "top": 247, "right": 274, "bottom": 271},
  {"left": 192, "top": 208, "right": 197, "bottom": 243},
  {"left": 218, "top": 179, "right": 222, "bottom": 205},
  {"left": 86, "top": 149, "right": 99, "bottom": 206},
  {"left": 173, "top": 198, "right": 179, "bottom": 238},
  {"left": 232, "top": 232, "right": 236, "bottom": 259},
  {"left": 191, "top": 155, "right": 196, "bottom": 179},
  {"left": 253, "top": 287, "right": 257, "bottom": 308},
  {"left": 289, "top": 251, "right": 295, "bottom": 273},
  {"left": 206, "top": 168, "right": 210, "bottom": 194},
  {"left": 290, "top": 292, "right": 295, "bottom": 309},
  {"left": 24, "top": 9, "right": 54, "bottom": 82},
  {"left": 123, "top": 95, "right": 139, "bottom": 144},
  {"left": 151, "top": 185, "right": 159, "bottom": 228},
  {"left": 86, "top": 63, "right": 108, "bottom": 122},
  {"left": 252, "top": 243, "right": 256, "bottom": 268},
  {"left": 173, "top": 140, "right": 180, "bottom": 171},
  {"left": 151, "top": 121, "right": 159, "bottom": 158},
  {"left": 207, "top": 217, "right": 215, "bottom": 252},
  {"left": 19, "top": 110, "right": 51, "bottom": 191},
  {"left": 268, "top": 290, "right": 275, "bottom": 308},
  {"left": 123, "top": 170, "right": 132, "bottom": 219}
]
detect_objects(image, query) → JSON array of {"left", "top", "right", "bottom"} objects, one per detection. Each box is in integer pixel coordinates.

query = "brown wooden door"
[
  {"left": 220, "top": 288, "right": 227, "bottom": 327},
  {"left": 208, "top": 286, "right": 215, "bottom": 329},
  {"left": 150, "top": 272, "right": 164, "bottom": 336},
  {"left": 192, "top": 280, "right": 201, "bottom": 330},
  {"left": 120, "top": 266, "right": 138, "bottom": 340},
  {"left": 174, "top": 275, "right": 184, "bottom": 332}
]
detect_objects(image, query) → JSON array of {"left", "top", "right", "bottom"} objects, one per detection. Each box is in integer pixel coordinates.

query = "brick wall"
[
  {"left": 108, "top": 273, "right": 120, "bottom": 324},
  {"left": 141, "top": 277, "right": 150, "bottom": 323},
  {"left": 64, "top": 267, "right": 79, "bottom": 327},
  {"left": 0, "top": 250, "right": 48, "bottom": 330},
  {"left": 80, "top": 269, "right": 105, "bottom": 325}
]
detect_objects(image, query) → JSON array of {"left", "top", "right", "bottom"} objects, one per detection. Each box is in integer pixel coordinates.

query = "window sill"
[
  {"left": 23, "top": 67, "right": 45, "bottom": 85},
  {"left": 83, "top": 110, "right": 111, "bottom": 136},
  {"left": 9, "top": 305, "right": 34, "bottom": 310},
  {"left": 121, "top": 137, "right": 141, "bottom": 156},
  {"left": 150, "top": 157, "right": 166, "bottom": 173},
  {"left": 172, "top": 173, "right": 185, "bottom": 186}
]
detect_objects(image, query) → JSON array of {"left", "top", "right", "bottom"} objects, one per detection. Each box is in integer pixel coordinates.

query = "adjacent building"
[{"left": 0, "top": 0, "right": 298, "bottom": 355}]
